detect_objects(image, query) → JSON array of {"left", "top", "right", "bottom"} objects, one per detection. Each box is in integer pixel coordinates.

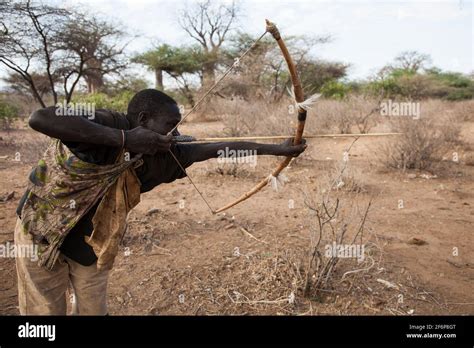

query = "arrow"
[{"left": 174, "top": 133, "right": 402, "bottom": 143}]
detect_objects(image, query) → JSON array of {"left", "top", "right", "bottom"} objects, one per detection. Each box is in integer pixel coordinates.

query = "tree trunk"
[
  {"left": 87, "top": 74, "right": 104, "bottom": 93},
  {"left": 155, "top": 69, "right": 164, "bottom": 90},
  {"left": 202, "top": 61, "right": 216, "bottom": 88},
  {"left": 181, "top": 85, "right": 195, "bottom": 107},
  {"left": 85, "top": 58, "right": 104, "bottom": 93}
]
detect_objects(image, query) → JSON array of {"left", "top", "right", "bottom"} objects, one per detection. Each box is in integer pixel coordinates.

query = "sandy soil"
[{"left": 0, "top": 119, "right": 472, "bottom": 315}]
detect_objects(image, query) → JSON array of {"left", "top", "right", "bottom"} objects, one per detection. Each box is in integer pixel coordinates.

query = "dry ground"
[{"left": 0, "top": 117, "right": 473, "bottom": 315}]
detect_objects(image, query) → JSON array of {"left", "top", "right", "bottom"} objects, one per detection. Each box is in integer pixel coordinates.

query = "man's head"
[{"left": 127, "top": 89, "right": 181, "bottom": 135}]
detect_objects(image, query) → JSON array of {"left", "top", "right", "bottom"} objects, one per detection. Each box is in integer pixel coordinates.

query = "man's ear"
[{"left": 138, "top": 111, "right": 148, "bottom": 126}]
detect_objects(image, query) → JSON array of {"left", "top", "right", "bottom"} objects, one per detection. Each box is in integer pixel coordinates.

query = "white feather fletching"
[
  {"left": 287, "top": 86, "right": 321, "bottom": 111},
  {"left": 267, "top": 173, "right": 289, "bottom": 192}
]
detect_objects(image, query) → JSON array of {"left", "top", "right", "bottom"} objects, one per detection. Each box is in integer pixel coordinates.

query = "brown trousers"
[{"left": 14, "top": 218, "right": 109, "bottom": 315}]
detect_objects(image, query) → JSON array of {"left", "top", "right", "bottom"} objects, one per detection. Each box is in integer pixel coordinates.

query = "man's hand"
[
  {"left": 125, "top": 126, "right": 173, "bottom": 155},
  {"left": 278, "top": 138, "right": 307, "bottom": 157}
]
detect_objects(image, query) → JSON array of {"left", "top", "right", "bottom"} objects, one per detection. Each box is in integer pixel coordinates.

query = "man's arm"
[
  {"left": 188, "top": 139, "right": 307, "bottom": 163},
  {"left": 29, "top": 107, "right": 172, "bottom": 155}
]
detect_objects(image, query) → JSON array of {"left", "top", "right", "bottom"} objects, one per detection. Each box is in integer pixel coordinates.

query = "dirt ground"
[{"left": 0, "top": 118, "right": 473, "bottom": 315}]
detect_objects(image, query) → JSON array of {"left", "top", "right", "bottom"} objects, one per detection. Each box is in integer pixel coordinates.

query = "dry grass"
[
  {"left": 206, "top": 94, "right": 386, "bottom": 138},
  {"left": 381, "top": 99, "right": 467, "bottom": 171},
  {"left": 305, "top": 95, "right": 383, "bottom": 135},
  {"left": 444, "top": 99, "right": 474, "bottom": 123},
  {"left": 0, "top": 129, "right": 50, "bottom": 164},
  {"left": 205, "top": 97, "right": 293, "bottom": 137},
  {"left": 138, "top": 150, "right": 386, "bottom": 315},
  {"left": 202, "top": 96, "right": 472, "bottom": 175},
  {"left": 321, "top": 140, "right": 367, "bottom": 194},
  {"left": 209, "top": 161, "right": 254, "bottom": 178}
]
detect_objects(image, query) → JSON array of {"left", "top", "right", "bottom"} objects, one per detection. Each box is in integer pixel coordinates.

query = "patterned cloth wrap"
[{"left": 20, "top": 139, "right": 142, "bottom": 271}]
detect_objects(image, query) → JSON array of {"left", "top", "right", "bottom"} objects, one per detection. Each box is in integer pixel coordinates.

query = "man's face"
[{"left": 144, "top": 104, "right": 181, "bottom": 135}]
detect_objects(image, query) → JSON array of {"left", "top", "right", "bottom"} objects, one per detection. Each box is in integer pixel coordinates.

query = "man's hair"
[{"left": 127, "top": 89, "right": 177, "bottom": 118}]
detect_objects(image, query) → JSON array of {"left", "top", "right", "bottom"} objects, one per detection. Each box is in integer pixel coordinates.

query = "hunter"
[{"left": 14, "top": 88, "right": 307, "bottom": 315}]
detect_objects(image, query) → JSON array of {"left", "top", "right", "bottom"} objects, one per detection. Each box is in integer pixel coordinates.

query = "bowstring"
[
  {"left": 167, "top": 30, "right": 269, "bottom": 214},
  {"left": 168, "top": 149, "right": 216, "bottom": 214}
]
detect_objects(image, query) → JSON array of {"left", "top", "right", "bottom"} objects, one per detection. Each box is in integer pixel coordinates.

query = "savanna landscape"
[{"left": 0, "top": 0, "right": 473, "bottom": 317}]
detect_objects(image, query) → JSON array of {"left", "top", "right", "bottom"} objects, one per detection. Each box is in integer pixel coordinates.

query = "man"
[{"left": 14, "top": 89, "right": 307, "bottom": 315}]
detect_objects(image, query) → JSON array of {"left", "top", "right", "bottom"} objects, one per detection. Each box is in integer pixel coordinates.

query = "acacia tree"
[
  {"left": 223, "top": 32, "right": 334, "bottom": 100},
  {"left": 62, "top": 14, "right": 129, "bottom": 93},
  {"left": 178, "top": 0, "right": 239, "bottom": 88},
  {"left": 133, "top": 44, "right": 206, "bottom": 106},
  {"left": 132, "top": 45, "right": 168, "bottom": 90},
  {"left": 3, "top": 71, "right": 60, "bottom": 100},
  {"left": 0, "top": 0, "right": 72, "bottom": 106},
  {"left": 0, "top": 1, "right": 129, "bottom": 106},
  {"left": 393, "top": 51, "right": 431, "bottom": 74},
  {"left": 299, "top": 59, "right": 348, "bottom": 93}
]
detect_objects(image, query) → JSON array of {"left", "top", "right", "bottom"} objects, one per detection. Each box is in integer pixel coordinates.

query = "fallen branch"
[{"left": 239, "top": 226, "right": 268, "bottom": 244}]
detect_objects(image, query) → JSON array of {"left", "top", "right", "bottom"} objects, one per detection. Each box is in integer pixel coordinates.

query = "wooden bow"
[
  {"left": 214, "top": 20, "right": 306, "bottom": 213},
  {"left": 168, "top": 19, "right": 307, "bottom": 214}
]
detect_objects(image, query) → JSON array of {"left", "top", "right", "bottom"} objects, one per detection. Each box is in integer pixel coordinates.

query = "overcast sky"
[{"left": 1, "top": 0, "right": 472, "bottom": 87}]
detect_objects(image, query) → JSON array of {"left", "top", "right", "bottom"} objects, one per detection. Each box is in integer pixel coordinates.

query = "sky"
[{"left": 1, "top": 0, "right": 473, "bottom": 87}]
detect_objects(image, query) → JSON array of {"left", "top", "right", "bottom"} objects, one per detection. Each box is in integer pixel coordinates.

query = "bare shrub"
[
  {"left": 347, "top": 95, "right": 383, "bottom": 133},
  {"left": 328, "top": 160, "right": 366, "bottom": 193},
  {"left": 204, "top": 92, "right": 386, "bottom": 138},
  {"left": 305, "top": 95, "right": 383, "bottom": 135},
  {"left": 202, "top": 93, "right": 390, "bottom": 139},
  {"left": 381, "top": 100, "right": 463, "bottom": 171},
  {"left": 447, "top": 99, "right": 474, "bottom": 123},
  {"left": 330, "top": 104, "right": 353, "bottom": 134},
  {"left": 190, "top": 95, "right": 238, "bottom": 123},
  {"left": 382, "top": 119, "right": 444, "bottom": 170},
  {"left": 302, "top": 193, "right": 375, "bottom": 299},
  {"left": 221, "top": 98, "right": 259, "bottom": 137},
  {"left": 211, "top": 161, "right": 253, "bottom": 178},
  {"left": 1, "top": 131, "right": 51, "bottom": 164},
  {"left": 308, "top": 99, "right": 348, "bottom": 134},
  {"left": 301, "top": 142, "right": 375, "bottom": 299},
  {"left": 464, "top": 153, "right": 474, "bottom": 166},
  {"left": 214, "top": 97, "right": 293, "bottom": 137}
]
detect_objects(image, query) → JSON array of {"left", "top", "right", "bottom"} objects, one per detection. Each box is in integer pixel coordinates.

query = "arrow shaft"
[{"left": 176, "top": 133, "right": 402, "bottom": 143}]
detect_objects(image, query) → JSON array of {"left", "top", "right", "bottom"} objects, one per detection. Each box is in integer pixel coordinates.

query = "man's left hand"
[{"left": 278, "top": 138, "right": 307, "bottom": 157}]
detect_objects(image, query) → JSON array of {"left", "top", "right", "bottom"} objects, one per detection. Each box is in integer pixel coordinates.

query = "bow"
[
  {"left": 168, "top": 19, "right": 306, "bottom": 214},
  {"left": 214, "top": 20, "right": 306, "bottom": 213}
]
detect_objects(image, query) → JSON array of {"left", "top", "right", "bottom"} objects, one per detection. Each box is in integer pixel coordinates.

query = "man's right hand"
[{"left": 125, "top": 126, "right": 173, "bottom": 155}]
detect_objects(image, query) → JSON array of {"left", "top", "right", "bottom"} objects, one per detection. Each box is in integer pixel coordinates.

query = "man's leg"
[
  {"left": 14, "top": 218, "right": 69, "bottom": 315},
  {"left": 65, "top": 256, "right": 109, "bottom": 315}
]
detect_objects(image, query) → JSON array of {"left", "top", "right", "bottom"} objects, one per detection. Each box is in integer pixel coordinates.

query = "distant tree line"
[{"left": 0, "top": 0, "right": 471, "bottom": 127}]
